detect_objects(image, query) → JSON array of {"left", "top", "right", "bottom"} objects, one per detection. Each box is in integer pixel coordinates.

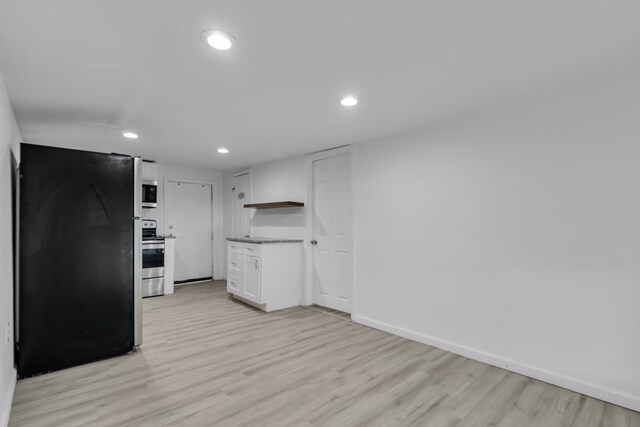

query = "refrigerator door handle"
[
  {"left": 14, "top": 164, "right": 20, "bottom": 346},
  {"left": 133, "top": 157, "right": 142, "bottom": 219},
  {"left": 134, "top": 219, "right": 143, "bottom": 346}
]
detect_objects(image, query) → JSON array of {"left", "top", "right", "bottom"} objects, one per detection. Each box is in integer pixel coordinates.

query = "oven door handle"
[{"left": 143, "top": 244, "right": 165, "bottom": 250}]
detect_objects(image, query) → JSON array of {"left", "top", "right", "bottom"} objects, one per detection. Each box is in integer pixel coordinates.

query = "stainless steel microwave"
[{"left": 142, "top": 180, "right": 158, "bottom": 208}]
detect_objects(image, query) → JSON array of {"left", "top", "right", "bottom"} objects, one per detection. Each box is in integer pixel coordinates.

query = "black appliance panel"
[{"left": 18, "top": 144, "right": 134, "bottom": 377}]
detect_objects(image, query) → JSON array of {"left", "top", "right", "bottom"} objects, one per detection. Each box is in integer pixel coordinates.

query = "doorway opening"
[{"left": 232, "top": 171, "right": 252, "bottom": 238}]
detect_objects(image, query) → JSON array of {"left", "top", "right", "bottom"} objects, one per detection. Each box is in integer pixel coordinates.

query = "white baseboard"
[
  {"left": 0, "top": 368, "right": 16, "bottom": 427},
  {"left": 174, "top": 279, "right": 214, "bottom": 287},
  {"left": 351, "top": 314, "right": 640, "bottom": 412}
]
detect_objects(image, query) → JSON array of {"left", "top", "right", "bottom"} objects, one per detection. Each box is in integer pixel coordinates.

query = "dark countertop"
[{"left": 226, "top": 237, "right": 304, "bottom": 244}]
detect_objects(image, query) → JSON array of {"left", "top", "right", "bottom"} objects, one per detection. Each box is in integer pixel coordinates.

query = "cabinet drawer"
[
  {"left": 228, "top": 242, "right": 243, "bottom": 254},
  {"left": 228, "top": 251, "right": 243, "bottom": 264},
  {"left": 229, "top": 251, "right": 243, "bottom": 261},
  {"left": 227, "top": 258, "right": 242, "bottom": 275},
  {"left": 227, "top": 273, "right": 242, "bottom": 293},
  {"left": 243, "top": 243, "right": 261, "bottom": 257}
]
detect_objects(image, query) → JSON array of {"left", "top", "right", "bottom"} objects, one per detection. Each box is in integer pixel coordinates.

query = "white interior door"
[
  {"left": 233, "top": 173, "right": 251, "bottom": 237},
  {"left": 312, "top": 153, "right": 353, "bottom": 312},
  {"left": 165, "top": 181, "right": 213, "bottom": 282}
]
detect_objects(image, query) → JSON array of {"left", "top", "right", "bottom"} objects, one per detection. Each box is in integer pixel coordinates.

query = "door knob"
[{"left": 311, "top": 240, "right": 318, "bottom": 245}]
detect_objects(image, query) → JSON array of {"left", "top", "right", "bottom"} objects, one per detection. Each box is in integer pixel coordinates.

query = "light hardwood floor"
[{"left": 10, "top": 281, "right": 640, "bottom": 426}]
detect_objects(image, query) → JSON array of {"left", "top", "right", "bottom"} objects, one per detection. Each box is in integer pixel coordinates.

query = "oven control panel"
[{"left": 142, "top": 220, "right": 157, "bottom": 229}]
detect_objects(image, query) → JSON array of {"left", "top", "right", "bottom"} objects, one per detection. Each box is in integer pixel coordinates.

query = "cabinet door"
[{"left": 243, "top": 255, "right": 261, "bottom": 303}]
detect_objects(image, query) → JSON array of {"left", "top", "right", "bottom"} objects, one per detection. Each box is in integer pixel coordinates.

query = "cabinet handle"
[
  {"left": 311, "top": 240, "right": 318, "bottom": 245},
  {"left": 255, "top": 259, "right": 258, "bottom": 269}
]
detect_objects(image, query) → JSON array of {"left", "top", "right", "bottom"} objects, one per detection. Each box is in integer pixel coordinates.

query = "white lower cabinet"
[{"left": 226, "top": 240, "right": 302, "bottom": 312}]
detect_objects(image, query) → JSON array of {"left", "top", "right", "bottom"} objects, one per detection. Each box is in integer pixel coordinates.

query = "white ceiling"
[{"left": 0, "top": 0, "right": 638, "bottom": 170}]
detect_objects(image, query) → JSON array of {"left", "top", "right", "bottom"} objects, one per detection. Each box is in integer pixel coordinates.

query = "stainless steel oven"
[
  {"left": 142, "top": 219, "right": 164, "bottom": 297},
  {"left": 142, "top": 180, "right": 157, "bottom": 208},
  {"left": 143, "top": 241, "right": 164, "bottom": 278}
]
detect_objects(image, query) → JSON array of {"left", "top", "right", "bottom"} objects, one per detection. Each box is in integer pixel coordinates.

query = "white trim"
[
  {"left": 173, "top": 279, "right": 213, "bottom": 286},
  {"left": 0, "top": 368, "right": 16, "bottom": 427},
  {"left": 163, "top": 177, "right": 221, "bottom": 280},
  {"left": 351, "top": 314, "right": 640, "bottom": 412},
  {"left": 304, "top": 145, "right": 355, "bottom": 310},
  {"left": 350, "top": 145, "right": 361, "bottom": 316}
]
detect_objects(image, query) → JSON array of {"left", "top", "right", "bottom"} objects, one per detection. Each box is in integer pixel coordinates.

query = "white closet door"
[
  {"left": 233, "top": 173, "right": 251, "bottom": 237},
  {"left": 165, "top": 181, "right": 213, "bottom": 282},
  {"left": 312, "top": 153, "right": 353, "bottom": 312}
]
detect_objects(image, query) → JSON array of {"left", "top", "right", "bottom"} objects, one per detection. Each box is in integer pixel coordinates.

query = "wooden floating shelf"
[{"left": 244, "top": 201, "right": 305, "bottom": 209}]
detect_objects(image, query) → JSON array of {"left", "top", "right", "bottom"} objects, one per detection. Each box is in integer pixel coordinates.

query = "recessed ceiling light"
[
  {"left": 217, "top": 147, "right": 229, "bottom": 154},
  {"left": 340, "top": 96, "right": 358, "bottom": 107},
  {"left": 201, "top": 30, "right": 236, "bottom": 51},
  {"left": 123, "top": 131, "right": 138, "bottom": 139}
]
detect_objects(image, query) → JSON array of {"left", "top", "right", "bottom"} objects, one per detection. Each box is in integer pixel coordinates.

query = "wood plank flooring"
[{"left": 10, "top": 281, "right": 640, "bottom": 426}]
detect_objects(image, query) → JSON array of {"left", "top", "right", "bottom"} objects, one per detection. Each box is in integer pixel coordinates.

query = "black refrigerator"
[{"left": 17, "top": 144, "right": 143, "bottom": 378}]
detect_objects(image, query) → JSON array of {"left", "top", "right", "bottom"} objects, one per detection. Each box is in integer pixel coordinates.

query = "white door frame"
[
  {"left": 304, "top": 145, "right": 356, "bottom": 311},
  {"left": 163, "top": 177, "right": 220, "bottom": 280}
]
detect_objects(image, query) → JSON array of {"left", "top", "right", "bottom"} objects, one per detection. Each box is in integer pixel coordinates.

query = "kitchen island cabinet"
[{"left": 226, "top": 238, "right": 303, "bottom": 311}]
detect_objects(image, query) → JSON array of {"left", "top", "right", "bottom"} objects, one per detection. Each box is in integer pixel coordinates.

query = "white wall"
[
  {"left": 142, "top": 163, "right": 224, "bottom": 280},
  {"left": 0, "top": 67, "right": 20, "bottom": 427},
  {"left": 250, "top": 156, "right": 307, "bottom": 240},
  {"left": 352, "top": 59, "right": 640, "bottom": 410}
]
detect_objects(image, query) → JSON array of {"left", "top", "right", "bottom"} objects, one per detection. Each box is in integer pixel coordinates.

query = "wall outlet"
[{"left": 5, "top": 321, "right": 10, "bottom": 345}]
